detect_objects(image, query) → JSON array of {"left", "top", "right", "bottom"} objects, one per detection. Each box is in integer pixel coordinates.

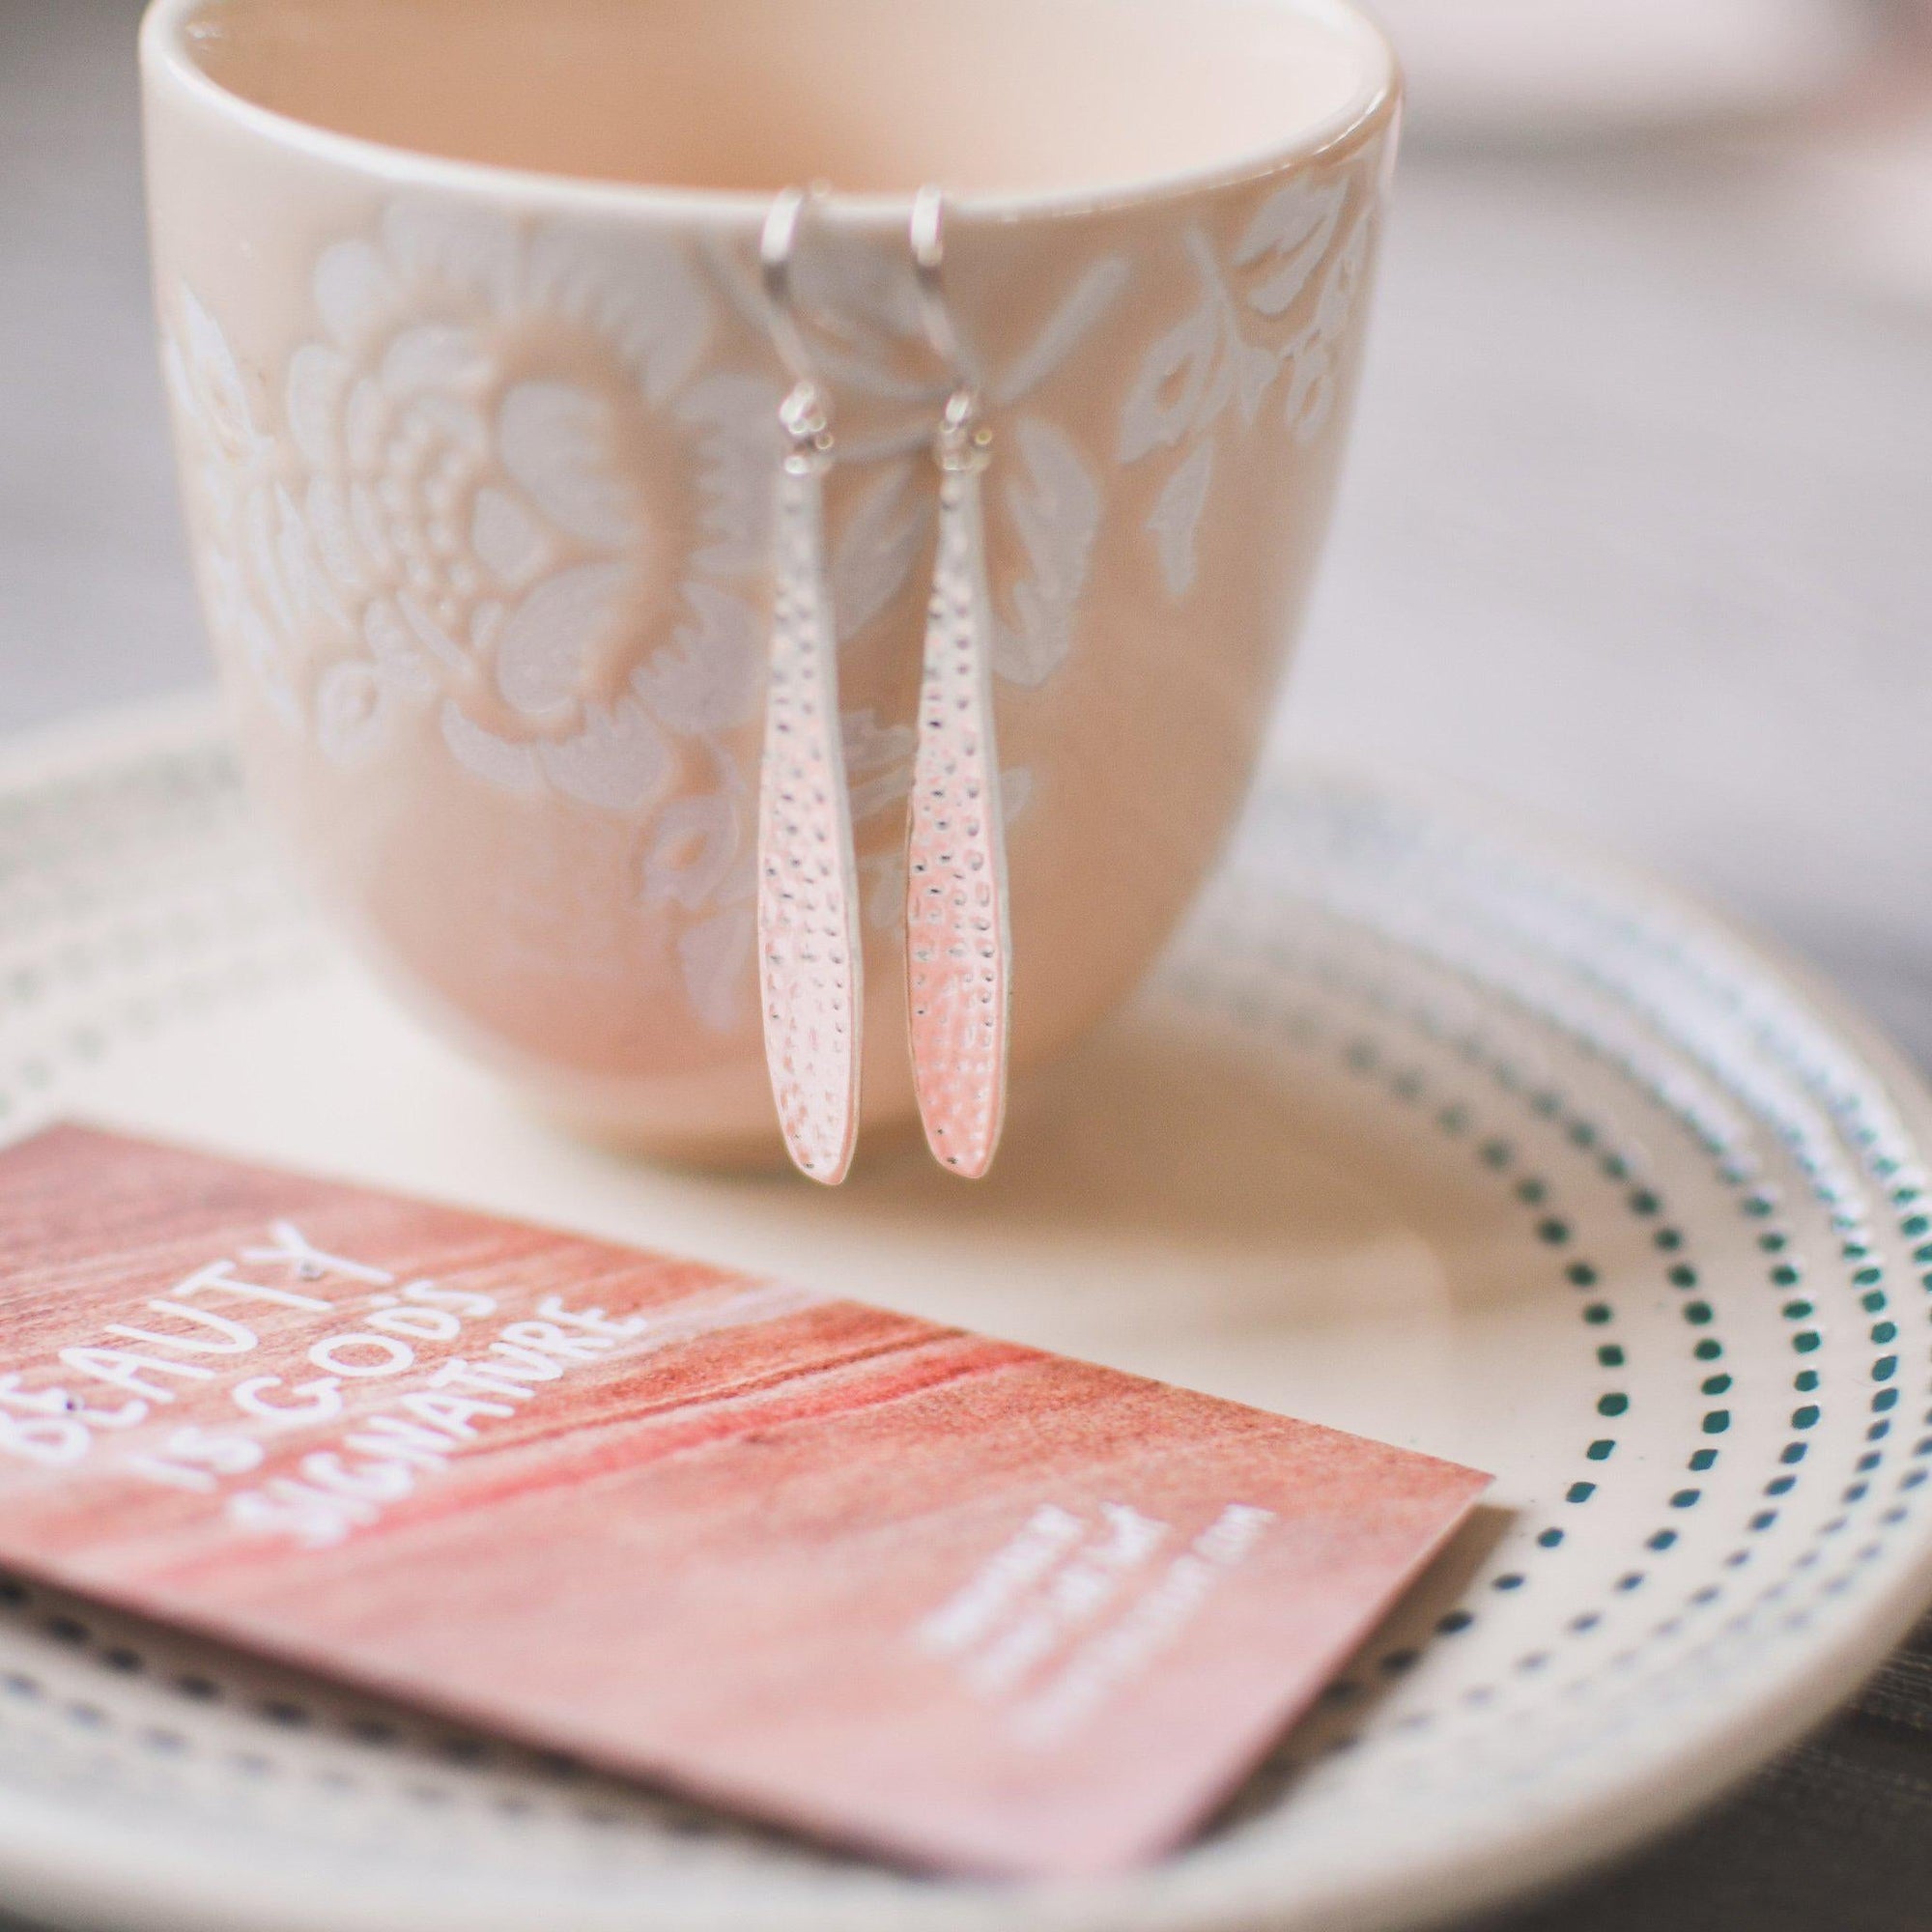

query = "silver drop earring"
[
  {"left": 755, "top": 186, "right": 863, "bottom": 1184},
  {"left": 904, "top": 186, "right": 1011, "bottom": 1179}
]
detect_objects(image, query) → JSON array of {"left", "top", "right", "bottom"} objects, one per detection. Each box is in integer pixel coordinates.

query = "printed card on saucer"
[{"left": 0, "top": 1125, "right": 1488, "bottom": 1877}]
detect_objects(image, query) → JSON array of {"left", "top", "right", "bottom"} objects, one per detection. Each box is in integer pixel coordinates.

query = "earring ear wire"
[
  {"left": 759, "top": 181, "right": 832, "bottom": 415},
  {"left": 909, "top": 185, "right": 980, "bottom": 393}
]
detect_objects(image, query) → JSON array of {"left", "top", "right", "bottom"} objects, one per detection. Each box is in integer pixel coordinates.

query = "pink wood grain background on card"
[{"left": 0, "top": 1125, "right": 1488, "bottom": 1877}]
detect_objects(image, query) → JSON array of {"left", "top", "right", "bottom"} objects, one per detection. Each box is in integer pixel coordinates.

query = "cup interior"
[{"left": 163, "top": 0, "right": 1388, "bottom": 201}]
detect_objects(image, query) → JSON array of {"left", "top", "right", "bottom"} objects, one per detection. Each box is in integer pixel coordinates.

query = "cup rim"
[{"left": 140, "top": 0, "right": 1400, "bottom": 229}]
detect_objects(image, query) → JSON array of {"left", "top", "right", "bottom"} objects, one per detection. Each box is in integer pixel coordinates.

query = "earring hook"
[
  {"left": 760, "top": 183, "right": 835, "bottom": 459},
  {"left": 910, "top": 185, "right": 990, "bottom": 471},
  {"left": 909, "top": 185, "right": 982, "bottom": 395}
]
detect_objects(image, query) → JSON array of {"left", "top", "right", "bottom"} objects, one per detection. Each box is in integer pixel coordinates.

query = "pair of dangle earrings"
[{"left": 755, "top": 185, "right": 1009, "bottom": 1185}]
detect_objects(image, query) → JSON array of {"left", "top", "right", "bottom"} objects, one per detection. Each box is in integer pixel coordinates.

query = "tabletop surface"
[{"left": 2, "top": 2, "right": 1931, "bottom": 1926}]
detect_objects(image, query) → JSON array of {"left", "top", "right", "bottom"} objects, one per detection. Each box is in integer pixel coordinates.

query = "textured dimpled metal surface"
[
  {"left": 906, "top": 461, "right": 1010, "bottom": 1178},
  {"left": 756, "top": 458, "right": 862, "bottom": 1183}
]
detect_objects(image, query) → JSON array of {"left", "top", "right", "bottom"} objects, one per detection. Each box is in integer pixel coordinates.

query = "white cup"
[{"left": 142, "top": 0, "right": 1400, "bottom": 1163}]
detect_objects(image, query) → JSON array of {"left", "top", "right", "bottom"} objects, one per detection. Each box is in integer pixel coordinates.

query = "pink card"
[{"left": 0, "top": 1125, "right": 1487, "bottom": 1877}]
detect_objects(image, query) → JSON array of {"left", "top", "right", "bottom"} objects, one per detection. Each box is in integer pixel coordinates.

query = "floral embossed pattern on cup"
[{"left": 142, "top": 0, "right": 1400, "bottom": 1163}]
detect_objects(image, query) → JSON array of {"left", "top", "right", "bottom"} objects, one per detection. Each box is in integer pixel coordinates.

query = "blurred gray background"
[{"left": 2, "top": 1, "right": 1931, "bottom": 1926}]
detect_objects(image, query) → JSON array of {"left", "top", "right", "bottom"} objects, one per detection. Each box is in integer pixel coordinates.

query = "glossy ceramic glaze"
[{"left": 141, "top": 0, "right": 1400, "bottom": 1160}]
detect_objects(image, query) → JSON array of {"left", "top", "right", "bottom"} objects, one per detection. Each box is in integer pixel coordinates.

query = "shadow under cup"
[{"left": 141, "top": 0, "right": 1399, "bottom": 1165}]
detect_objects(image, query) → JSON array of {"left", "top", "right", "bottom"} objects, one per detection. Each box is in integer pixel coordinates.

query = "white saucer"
[{"left": 0, "top": 700, "right": 1927, "bottom": 1932}]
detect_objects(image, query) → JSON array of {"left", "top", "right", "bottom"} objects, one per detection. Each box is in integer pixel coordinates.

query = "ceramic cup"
[{"left": 141, "top": 0, "right": 1400, "bottom": 1164}]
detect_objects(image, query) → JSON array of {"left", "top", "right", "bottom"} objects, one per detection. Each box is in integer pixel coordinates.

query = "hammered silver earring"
[
  {"left": 755, "top": 186, "right": 863, "bottom": 1184},
  {"left": 904, "top": 187, "right": 1011, "bottom": 1179}
]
